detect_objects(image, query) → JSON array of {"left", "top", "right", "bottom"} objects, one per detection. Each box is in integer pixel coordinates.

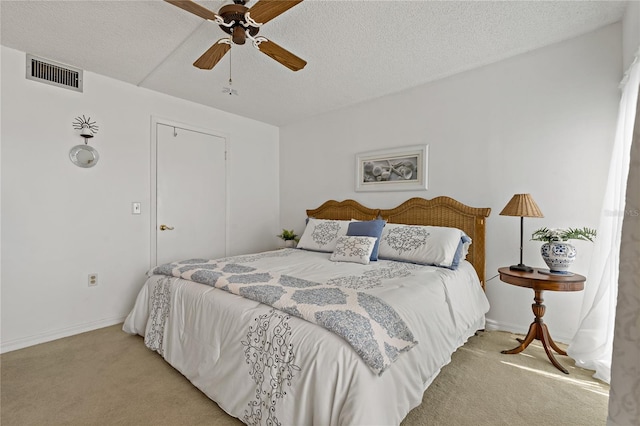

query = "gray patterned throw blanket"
[{"left": 150, "top": 254, "right": 418, "bottom": 375}]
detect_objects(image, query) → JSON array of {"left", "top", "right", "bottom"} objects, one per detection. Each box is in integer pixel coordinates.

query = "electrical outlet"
[{"left": 88, "top": 273, "right": 98, "bottom": 287}]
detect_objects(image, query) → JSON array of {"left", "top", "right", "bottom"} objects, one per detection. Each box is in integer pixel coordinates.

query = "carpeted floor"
[{"left": 0, "top": 325, "right": 609, "bottom": 425}]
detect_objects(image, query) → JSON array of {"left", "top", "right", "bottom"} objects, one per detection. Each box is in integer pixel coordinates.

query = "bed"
[{"left": 123, "top": 197, "right": 491, "bottom": 425}]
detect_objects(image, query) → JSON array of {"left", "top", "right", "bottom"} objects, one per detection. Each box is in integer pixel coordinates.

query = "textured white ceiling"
[{"left": 1, "top": 0, "right": 627, "bottom": 126}]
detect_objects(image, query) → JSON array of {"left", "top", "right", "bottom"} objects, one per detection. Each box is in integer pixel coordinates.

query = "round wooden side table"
[{"left": 498, "top": 267, "right": 586, "bottom": 374}]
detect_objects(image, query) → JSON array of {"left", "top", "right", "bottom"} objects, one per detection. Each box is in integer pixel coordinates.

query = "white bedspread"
[{"left": 123, "top": 249, "right": 489, "bottom": 425}]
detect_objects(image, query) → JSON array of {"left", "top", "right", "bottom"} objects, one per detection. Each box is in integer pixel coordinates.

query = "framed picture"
[{"left": 355, "top": 145, "right": 428, "bottom": 192}]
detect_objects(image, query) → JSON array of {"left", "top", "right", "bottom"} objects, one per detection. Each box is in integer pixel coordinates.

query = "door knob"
[{"left": 159, "top": 224, "right": 174, "bottom": 231}]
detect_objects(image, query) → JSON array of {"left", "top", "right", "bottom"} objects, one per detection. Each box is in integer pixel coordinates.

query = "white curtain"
[{"left": 566, "top": 50, "right": 640, "bottom": 384}]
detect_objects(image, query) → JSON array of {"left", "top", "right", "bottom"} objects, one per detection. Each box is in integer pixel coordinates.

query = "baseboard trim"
[
  {"left": 484, "top": 318, "right": 574, "bottom": 345},
  {"left": 1, "top": 316, "right": 126, "bottom": 354}
]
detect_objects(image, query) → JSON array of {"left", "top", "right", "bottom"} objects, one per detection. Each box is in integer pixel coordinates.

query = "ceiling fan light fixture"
[{"left": 232, "top": 25, "right": 246, "bottom": 45}]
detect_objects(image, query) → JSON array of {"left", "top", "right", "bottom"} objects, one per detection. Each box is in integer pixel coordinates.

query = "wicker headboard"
[
  {"left": 306, "top": 199, "right": 379, "bottom": 221},
  {"left": 306, "top": 197, "right": 491, "bottom": 289},
  {"left": 379, "top": 197, "right": 491, "bottom": 289}
]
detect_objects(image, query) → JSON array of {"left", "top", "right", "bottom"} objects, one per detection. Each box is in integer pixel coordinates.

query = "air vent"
[{"left": 26, "top": 54, "right": 83, "bottom": 92}]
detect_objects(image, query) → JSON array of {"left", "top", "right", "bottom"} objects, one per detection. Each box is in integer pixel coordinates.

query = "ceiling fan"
[{"left": 165, "top": 0, "right": 307, "bottom": 72}]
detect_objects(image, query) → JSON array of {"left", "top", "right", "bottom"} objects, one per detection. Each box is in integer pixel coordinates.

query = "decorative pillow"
[
  {"left": 450, "top": 235, "right": 472, "bottom": 269},
  {"left": 330, "top": 236, "right": 378, "bottom": 265},
  {"left": 346, "top": 219, "right": 386, "bottom": 261},
  {"left": 377, "top": 223, "right": 467, "bottom": 268},
  {"left": 296, "top": 218, "right": 351, "bottom": 253}
]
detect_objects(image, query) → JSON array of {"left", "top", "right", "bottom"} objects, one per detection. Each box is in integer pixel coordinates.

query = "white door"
[{"left": 154, "top": 123, "right": 227, "bottom": 266}]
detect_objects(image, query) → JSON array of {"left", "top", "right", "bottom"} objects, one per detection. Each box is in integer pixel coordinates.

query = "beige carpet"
[{"left": 1, "top": 325, "right": 609, "bottom": 425}]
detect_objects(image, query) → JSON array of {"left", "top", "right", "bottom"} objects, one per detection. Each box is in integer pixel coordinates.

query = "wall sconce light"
[{"left": 70, "top": 115, "right": 100, "bottom": 168}]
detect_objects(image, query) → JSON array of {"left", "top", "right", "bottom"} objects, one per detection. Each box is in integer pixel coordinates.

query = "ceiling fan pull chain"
[
  {"left": 222, "top": 44, "right": 238, "bottom": 96},
  {"left": 229, "top": 47, "right": 233, "bottom": 86}
]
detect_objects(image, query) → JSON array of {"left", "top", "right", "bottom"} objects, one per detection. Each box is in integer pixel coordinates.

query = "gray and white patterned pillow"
[
  {"left": 330, "top": 236, "right": 378, "bottom": 265},
  {"left": 377, "top": 223, "right": 466, "bottom": 268},
  {"left": 297, "top": 218, "right": 351, "bottom": 253}
]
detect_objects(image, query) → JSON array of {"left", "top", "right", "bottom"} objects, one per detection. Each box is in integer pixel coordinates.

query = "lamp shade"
[{"left": 499, "top": 194, "right": 544, "bottom": 218}]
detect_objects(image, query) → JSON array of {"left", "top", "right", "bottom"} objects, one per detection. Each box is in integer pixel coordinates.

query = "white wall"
[
  {"left": 280, "top": 24, "right": 622, "bottom": 343},
  {"left": 622, "top": 0, "right": 640, "bottom": 71},
  {"left": 0, "top": 46, "right": 280, "bottom": 352}
]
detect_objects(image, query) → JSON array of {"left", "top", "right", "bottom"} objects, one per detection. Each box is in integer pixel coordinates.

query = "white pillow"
[
  {"left": 330, "top": 236, "right": 378, "bottom": 265},
  {"left": 377, "top": 223, "right": 465, "bottom": 268},
  {"left": 296, "top": 218, "right": 351, "bottom": 253}
]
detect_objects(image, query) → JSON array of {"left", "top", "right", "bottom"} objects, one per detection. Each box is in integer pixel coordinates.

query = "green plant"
[
  {"left": 277, "top": 229, "right": 298, "bottom": 241},
  {"left": 531, "top": 227, "right": 597, "bottom": 243}
]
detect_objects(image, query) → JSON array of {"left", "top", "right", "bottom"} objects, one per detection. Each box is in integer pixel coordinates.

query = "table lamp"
[{"left": 500, "top": 194, "right": 544, "bottom": 272}]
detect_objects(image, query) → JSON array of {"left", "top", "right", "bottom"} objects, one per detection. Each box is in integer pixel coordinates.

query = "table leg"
[
  {"left": 542, "top": 323, "right": 568, "bottom": 356},
  {"left": 502, "top": 321, "right": 537, "bottom": 354},
  {"left": 540, "top": 322, "right": 569, "bottom": 374},
  {"left": 502, "top": 289, "right": 570, "bottom": 374}
]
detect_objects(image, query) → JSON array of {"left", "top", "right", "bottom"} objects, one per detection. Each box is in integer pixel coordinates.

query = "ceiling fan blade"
[
  {"left": 257, "top": 39, "right": 306, "bottom": 71},
  {"left": 165, "top": 0, "right": 218, "bottom": 21},
  {"left": 193, "top": 40, "right": 231, "bottom": 70},
  {"left": 247, "top": 0, "right": 303, "bottom": 25}
]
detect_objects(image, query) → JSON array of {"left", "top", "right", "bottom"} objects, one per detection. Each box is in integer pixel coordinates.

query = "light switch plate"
[{"left": 132, "top": 202, "right": 141, "bottom": 215}]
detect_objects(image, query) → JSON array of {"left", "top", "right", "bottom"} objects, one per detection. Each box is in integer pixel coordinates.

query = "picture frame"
[{"left": 355, "top": 145, "right": 428, "bottom": 192}]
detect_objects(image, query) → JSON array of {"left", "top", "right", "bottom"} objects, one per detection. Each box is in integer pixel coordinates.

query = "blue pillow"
[
  {"left": 450, "top": 235, "right": 472, "bottom": 269},
  {"left": 346, "top": 219, "right": 386, "bottom": 261}
]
